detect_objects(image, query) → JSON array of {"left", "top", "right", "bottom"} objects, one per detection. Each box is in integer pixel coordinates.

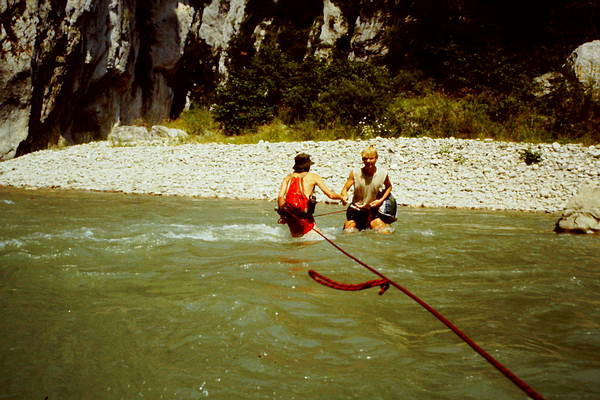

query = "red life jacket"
[
  {"left": 285, "top": 177, "right": 310, "bottom": 213},
  {"left": 282, "top": 177, "right": 315, "bottom": 236}
]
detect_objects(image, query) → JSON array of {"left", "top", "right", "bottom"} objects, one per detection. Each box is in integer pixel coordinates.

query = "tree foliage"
[
  {"left": 213, "top": 47, "right": 393, "bottom": 134},
  {"left": 202, "top": 1, "right": 600, "bottom": 143}
]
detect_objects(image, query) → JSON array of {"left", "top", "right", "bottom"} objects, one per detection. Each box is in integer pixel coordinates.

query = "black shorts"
[{"left": 346, "top": 206, "right": 395, "bottom": 230}]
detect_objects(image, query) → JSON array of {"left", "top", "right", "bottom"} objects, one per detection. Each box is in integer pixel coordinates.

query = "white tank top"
[{"left": 351, "top": 167, "right": 388, "bottom": 208}]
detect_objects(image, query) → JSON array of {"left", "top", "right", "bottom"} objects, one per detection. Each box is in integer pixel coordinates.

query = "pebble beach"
[{"left": 1, "top": 137, "right": 599, "bottom": 213}]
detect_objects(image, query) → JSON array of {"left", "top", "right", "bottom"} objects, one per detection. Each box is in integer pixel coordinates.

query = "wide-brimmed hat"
[{"left": 293, "top": 153, "right": 313, "bottom": 171}]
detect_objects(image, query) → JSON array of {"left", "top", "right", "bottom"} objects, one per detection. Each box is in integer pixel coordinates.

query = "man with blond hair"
[{"left": 340, "top": 145, "right": 395, "bottom": 232}]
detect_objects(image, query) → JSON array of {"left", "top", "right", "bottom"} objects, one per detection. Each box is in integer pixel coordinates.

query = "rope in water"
[
  {"left": 308, "top": 226, "right": 545, "bottom": 400},
  {"left": 312, "top": 209, "right": 347, "bottom": 218},
  {"left": 308, "top": 269, "right": 390, "bottom": 295}
]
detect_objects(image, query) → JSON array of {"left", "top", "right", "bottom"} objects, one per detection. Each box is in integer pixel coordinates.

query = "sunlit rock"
[
  {"left": 555, "top": 185, "right": 600, "bottom": 234},
  {"left": 567, "top": 40, "right": 600, "bottom": 101},
  {"left": 532, "top": 72, "right": 564, "bottom": 97},
  {"left": 312, "top": 0, "right": 347, "bottom": 61},
  {"left": 108, "top": 125, "right": 152, "bottom": 144},
  {"left": 350, "top": 10, "right": 389, "bottom": 61},
  {"left": 150, "top": 125, "right": 188, "bottom": 140},
  {"left": 198, "top": 0, "right": 247, "bottom": 76}
]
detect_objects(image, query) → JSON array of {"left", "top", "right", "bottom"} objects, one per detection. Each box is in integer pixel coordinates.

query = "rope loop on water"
[{"left": 308, "top": 269, "right": 390, "bottom": 295}]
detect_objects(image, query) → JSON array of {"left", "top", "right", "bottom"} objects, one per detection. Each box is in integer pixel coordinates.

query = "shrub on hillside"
[
  {"left": 212, "top": 45, "right": 394, "bottom": 133},
  {"left": 201, "top": 42, "right": 599, "bottom": 144},
  {"left": 308, "top": 60, "right": 393, "bottom": 127},
  {"left": 213, "top": 46, "right": 296, "bottom": 134}
]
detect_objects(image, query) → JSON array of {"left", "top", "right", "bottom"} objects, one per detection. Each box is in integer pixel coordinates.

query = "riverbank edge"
[{"left": 0, "top": 137, "right": 598, "bottom": 214}]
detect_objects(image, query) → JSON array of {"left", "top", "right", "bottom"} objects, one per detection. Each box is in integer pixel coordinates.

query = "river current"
[{"left": 1, "top": 188, "right": 598, "bottom": 399}]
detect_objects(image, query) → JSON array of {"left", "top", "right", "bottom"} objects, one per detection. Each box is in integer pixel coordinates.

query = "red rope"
[
  {"left": 308, "top": 269, "right": 390, "bottom": 295},
  {"left": 309, "top": 227, "right": 545, "bottom": 400},
  {"left": 312, "top": 209, "right": 347, "bottom": 218}
]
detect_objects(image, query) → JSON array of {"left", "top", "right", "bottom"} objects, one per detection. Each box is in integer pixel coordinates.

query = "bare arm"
[
  {"left": 340, "top": 170, "right": 355, "bottom": 204},
  {"left": 277, "top": 176, "right": 290, "bottom": 208},
  {"left": 314, "top": 175, "right": 344, "bottom": 203},
  {"left": 369, "top": 175, "right": 392, "bottom": 208}
]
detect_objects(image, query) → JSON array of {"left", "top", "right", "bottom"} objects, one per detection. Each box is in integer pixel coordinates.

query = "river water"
[{"left": 1, "top": 188, "right": 598, "bottom": 400}]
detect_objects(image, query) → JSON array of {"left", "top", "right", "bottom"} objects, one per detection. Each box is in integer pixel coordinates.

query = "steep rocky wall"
[
  {"left": 1, "top": 0, "right": 209, "bottom": 158},
  {"left": 1, "top": 0, "right": 399, "bottom": 160},
  {"left": 11, "top": 0, "right": 212, "bottom": 157},
  {"left": 0, "top": 0, "right": 39, "bottom": 160},
  {"left": 1, "top": 1, "right": 598, "bottom": 160}
]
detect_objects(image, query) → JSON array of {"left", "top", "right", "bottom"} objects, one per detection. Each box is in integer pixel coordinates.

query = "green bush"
[
  {"left": 213, "top": 46, "right": 296, "bottom": 134},
  {"left": 188, "top": 42, "right": 598, "bottom": 145},
  {"left": 520, "top": 147, "right": 543, "bottom": 165},
  {"left": 280, "top": 57, "right": 323, "bottom": 123},
  {"left": 212, "top": 46, "right": 394, "bottom": 134},
  {"left": 308, "top": 59, "right": 393, "bottom": 127},
  {"left": 391, "top": 69, "right": 437, "bottom": 96}
]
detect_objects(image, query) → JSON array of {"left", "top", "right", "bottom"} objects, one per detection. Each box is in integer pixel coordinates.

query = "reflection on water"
[{"left": 1, "top": 188, "right": 599, "bottom": 399}]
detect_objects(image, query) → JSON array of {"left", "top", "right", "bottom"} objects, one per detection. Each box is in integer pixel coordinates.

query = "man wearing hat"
[{"left": 277, "top": 153, "right": 345, "bottom": 237}]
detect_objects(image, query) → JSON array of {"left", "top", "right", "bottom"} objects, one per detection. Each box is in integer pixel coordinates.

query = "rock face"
[
  {"left": 555, "top": 185, "right": 600, "bottom": 234},
  {"left": 0, "top": 0, "right": 219, "bottom": 160},
  {"left": 2, "top": 0, "right": 390, "bottom": 160},
  {"left": 1, "top": 1, "right": 599, "bottom": 161},
  {"left": 0, "top": 1, "right": 38, "bottom": 160}
]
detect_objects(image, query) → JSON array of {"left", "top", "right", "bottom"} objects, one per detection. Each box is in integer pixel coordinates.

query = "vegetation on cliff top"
[
  {"left": 168, "top": 45, "right": 599, "bottom": 145},
  {"left": 168, "top": 0, "right": 599, "bottom": 145}
]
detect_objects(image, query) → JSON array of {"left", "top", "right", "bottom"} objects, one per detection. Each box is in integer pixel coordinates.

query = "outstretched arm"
[
  {"left": 315, "top": 176, "right": 345, "bottom": 204},
  {"left": 340, "top": 170, "right": 355, "bottom": 204}
]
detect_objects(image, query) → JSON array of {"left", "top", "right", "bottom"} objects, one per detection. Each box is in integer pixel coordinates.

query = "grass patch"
[
  {"left": 163, "top": 107, "right": 220, "bottom": 136},
  {"left": 162, "top": 93, "right": 599, "bottom": 146},
  {"left": 162, "top": 109, "right": 362, "bottom": 145}
]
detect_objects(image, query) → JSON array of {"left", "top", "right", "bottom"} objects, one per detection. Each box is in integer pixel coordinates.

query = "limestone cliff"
[
  {"left": 0, "top": 0, "right": 598, "bottom": 160},
  {"left": 2, "top": 0, "right": 210, "bottom": 159},
  {"left": 1, "top": 0, "right": 389, "bottom": 159}
]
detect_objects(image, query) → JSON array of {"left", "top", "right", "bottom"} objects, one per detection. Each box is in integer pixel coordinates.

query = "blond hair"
[{"left": 361, "top": 145, "right": 378, "bottom": 158}]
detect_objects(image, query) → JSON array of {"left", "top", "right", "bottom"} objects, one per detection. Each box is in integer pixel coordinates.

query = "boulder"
[
  {"left": 566, "top": 40, "right": 600, "bottom": 102},
  {"left": 532, "top": 41, "right": 600, "bottom": 102},
  {"left": 108, "top": 126, "right": 153, "bottom": 144},
  {"left": 108, "top": 125, "right": 189, "bottom": 145},
  {"left": 555, "top": 185, "right": 600, "bottom": 234}
]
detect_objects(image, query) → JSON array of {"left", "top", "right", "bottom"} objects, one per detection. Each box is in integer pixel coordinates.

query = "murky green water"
[{"left": 1, "top": 188, "right": 598, "bottom": 399}]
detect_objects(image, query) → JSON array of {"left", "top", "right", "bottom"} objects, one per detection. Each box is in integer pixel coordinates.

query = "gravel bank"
[{"left": 1, "top": 137, "right": 599, "bottom": 213}]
